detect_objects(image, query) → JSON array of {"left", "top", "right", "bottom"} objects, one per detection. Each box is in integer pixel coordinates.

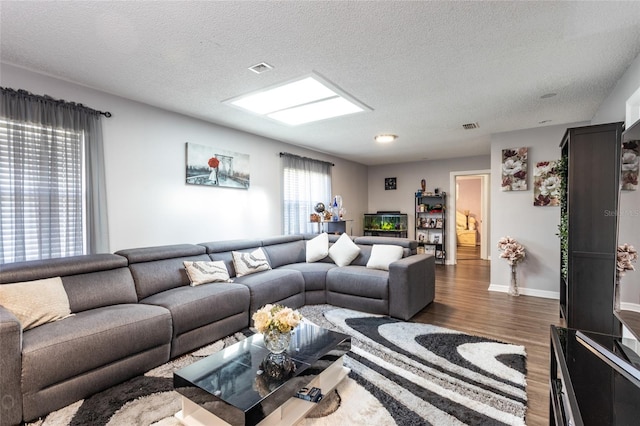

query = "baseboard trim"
[
  {"left": 488, "top": 284, "right": 560, "bottom": 300},
  {"left": 620, "top": 302, "right": 640, "bottom": 313}
]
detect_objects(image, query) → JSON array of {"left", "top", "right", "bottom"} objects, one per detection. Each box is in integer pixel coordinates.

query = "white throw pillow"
[
  {"left": 0, "top": 277, "right": 72, "bottom": 330},
  {"left": 366, "top": 244, "right": 404, "bottom": 271},
  {"left": 329, "top": 233, "right": 361, "bottom": 267},
  {"left": 232, "top": 248, "right": 272, "bottom": 277},
  {"left": 184, "top": 260, "right": 232, "bottom": 286},
  {"left": 306, "top": 232, "right": 329, "bottom": 262}
]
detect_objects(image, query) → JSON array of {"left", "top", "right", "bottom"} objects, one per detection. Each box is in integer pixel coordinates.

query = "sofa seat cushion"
[
  {"left": 278, "top": 263, "right": 336, "bottom": 292},
  {"left": 233, "top": 269, "right": 304, "bottom": 313},
  {"left": 326, "top": 266, "right": 389, "bottom": 300},
  {"left": 21, "top": 304, "right": 171, "bottom": 394},
  {"left": 139, "top": 283, "right": 250, "bottom": 337}
]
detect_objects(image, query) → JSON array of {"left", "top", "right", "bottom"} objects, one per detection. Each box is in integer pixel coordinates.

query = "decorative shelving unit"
[
  {"left": 560, "top": 122, "right": 623, "bottom": 335},
  {"left": 415, "top": 193, "right": 446, "bottom": 263}
]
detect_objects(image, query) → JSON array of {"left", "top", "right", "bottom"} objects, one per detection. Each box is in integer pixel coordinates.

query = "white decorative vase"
[
  {"left": 509, "top": 264, "right": 520, "bottom": 296},
  {"left": 263, "top": 329, "right": 291, "bottom": 354}
]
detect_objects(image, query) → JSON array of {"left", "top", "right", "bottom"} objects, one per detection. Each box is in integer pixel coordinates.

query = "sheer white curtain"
[
  {"left": 281, "top": 153, "right": 332, "bottom": 235},
  {"left": 0, "top": 88, "right": 110, "bottom": 263}
]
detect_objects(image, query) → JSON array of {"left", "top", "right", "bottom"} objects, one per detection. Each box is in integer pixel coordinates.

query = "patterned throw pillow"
[
  {"left": 366, "top": 244, "right": 404, "bottom": 271},
  {"left": 329, "top": 233, "right": 361, "bottom": 267},
  {"left": 232, "top": 248, "right": 272, "bottom": 277},
  {"left": 183, "top": 260, "right": 232, "bottom": 286},
  {"left": 0, "top": 277, "right": 72, "bottom": 330}
]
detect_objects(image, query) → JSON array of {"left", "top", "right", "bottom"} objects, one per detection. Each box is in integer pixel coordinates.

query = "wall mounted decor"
[
  {"left": 185, "top": 142, "right": 250, "bottom": 188},
  {"left": 533, "top": 160, "right": 561, "bottom": 206},
  {"left": 501, "top": 147, "right": 528, "bottom": 191},
  {"left": 621, "top": 140, "right": 639, "bottom": 191},
  {"left": 385, "top": 177, "right": 397, "bottom": 190}
]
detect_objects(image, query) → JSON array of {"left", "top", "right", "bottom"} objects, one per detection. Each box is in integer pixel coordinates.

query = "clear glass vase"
[
  {"left": 509, "top": 264, "right": 520, "bottom": 296},
  {"left": 263, "top": 329, "right": 291, "bottom": 354}
]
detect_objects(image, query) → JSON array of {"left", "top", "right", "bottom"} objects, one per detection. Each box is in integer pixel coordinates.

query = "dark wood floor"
[{"left": 413, "top": 253, "right": 562, "bottom": 426}]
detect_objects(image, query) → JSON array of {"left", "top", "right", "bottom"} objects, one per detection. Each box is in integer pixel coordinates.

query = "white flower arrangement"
[
  {"left": 617, "top": 243, "right": 638, "bottom": 278},
  {"left": 497, "top": 236, "right": 526, "bottom": 266},
  {"left": 252, "top": 304, "right": 302, "bottom": 334}
]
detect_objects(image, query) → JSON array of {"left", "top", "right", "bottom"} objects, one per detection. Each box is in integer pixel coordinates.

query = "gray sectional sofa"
[{"left": 0, "top": 234, "right": 435, "bottom": 425}]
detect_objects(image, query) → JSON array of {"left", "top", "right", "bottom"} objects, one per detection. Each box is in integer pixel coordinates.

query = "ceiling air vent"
[
  {"left": 248, "top": 62, "right": 273, "bottom": 74},
  {"left": 462, "top": 122, "right": 479, "bottom": 130}
]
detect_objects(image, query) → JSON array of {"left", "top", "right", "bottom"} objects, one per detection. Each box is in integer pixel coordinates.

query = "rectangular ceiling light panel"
[
  {"left": 268, "top": 97, "right": 364, "bottom": 125},
  {"left": 226, "top": 74, "right": 368, "bottom": 125}
]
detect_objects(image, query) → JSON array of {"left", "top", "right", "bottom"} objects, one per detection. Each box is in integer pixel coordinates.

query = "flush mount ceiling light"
[
  {"left": 374, "top": 134, "right": 398, "bottom": 143},
  {"left": 224, "top": 73, "right": 370, "bottom": 125}
]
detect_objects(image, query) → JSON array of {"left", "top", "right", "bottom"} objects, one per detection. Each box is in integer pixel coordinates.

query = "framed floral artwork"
[
  {"left": 621, "top": 140, "right": 639, "bottom": 191},
  {"left": 501, "top": 147, "right": 528, "bottom": 191},
  {"left": 533, "top": 160, "right": 560, "bottom": 206},
  {"left": 185, "top": 142, "right": 250, "bottom": 189}
]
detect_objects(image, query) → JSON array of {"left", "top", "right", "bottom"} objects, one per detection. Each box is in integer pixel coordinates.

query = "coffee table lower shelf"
[{"left": 175, "top": 355, "right": 350, "bottom": 426}]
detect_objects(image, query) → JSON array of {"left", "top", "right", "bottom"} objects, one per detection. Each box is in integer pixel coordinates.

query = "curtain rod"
[
  {"left": 279, "top": 152, "right": 334, "bottom": 166},
  {"left": 1, "top": 87, "right": 112, "bottom": 118}
]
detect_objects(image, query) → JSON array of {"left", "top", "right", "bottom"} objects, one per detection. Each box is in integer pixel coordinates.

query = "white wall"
[
  {"left": 490, "top": 122, "right": 587, "bottom": 298},
  {"left": 1, "top": 63, "right": 368, "bottom": 252}
]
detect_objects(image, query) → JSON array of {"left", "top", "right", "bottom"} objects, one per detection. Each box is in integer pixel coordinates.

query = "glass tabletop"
[{"left": 174, "top": 322, "right": 350, "bottom": 425}]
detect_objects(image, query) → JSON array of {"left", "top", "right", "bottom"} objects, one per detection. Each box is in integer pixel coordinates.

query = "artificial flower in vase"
[
  {"left": 615, "top": 244, "right": 638, "bottom": 310},
  {"left": 497, "top": 236, "right": 526, "bottom": 296},
  {"left": 252, "top": 304, "right": 302, "bottom": 354}
]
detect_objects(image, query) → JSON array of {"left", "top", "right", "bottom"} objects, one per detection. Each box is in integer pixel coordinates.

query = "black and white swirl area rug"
[{"left": 28, "top": 305, "right": 526, "bottom": 426}]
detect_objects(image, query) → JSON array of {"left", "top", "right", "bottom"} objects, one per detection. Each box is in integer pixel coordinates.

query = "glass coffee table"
[{"left": 174, "top": 323, "right": 351, "bottom": 426}]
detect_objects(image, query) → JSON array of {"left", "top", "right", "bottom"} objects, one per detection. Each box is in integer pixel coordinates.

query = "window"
[
  {"left": 0, "top": 119, "right": 86, "bottom": 263},
  {"left": 281, "top": 154, "right": 332, "bottom": 235},
  {"left": 0, "top": 87, "right": 109, "bottom": 264}
]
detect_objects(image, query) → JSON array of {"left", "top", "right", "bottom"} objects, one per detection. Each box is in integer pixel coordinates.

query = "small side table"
[{"left": 312, "top": 220, "right": 353, "bottom": 235}]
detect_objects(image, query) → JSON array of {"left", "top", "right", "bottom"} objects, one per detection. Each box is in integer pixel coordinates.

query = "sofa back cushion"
[
  {"left": 353, "top": 236, "right": 416, "bottom": 256},
  {"left": 63, "top": 267, "right": 138, "bottom": 312},
  {"left": 200, "top": 239, "right": 263, "bottom": 278},
  {"left": 0, "top": 254, "right": 137, "bottom": 313},
  {"left": 261, "top": 236, "right": 306, "bottom": 268},
  {"left": 350, "top": 244, "right": 373, "bottom": 266},
  {"left": 116, "top": 244, "right": 209, "bottom": 300}
]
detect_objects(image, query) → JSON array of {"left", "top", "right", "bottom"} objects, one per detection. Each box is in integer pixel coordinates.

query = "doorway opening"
[{"left": 447, "top": 170, "right": 490, "bottom": 265}]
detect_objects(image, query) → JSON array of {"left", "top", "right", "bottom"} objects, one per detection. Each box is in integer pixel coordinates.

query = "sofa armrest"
[
  {"left": 0, "top": 306, "right": 23, "bottom": 426},
  {"left": 388, "top": 254, "right": 435, "bottom": 321}
]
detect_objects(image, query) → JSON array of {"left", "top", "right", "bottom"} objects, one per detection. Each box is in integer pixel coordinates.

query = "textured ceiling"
[{"left": 2, "top": 1, "right": 640, "bottom": 165}]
